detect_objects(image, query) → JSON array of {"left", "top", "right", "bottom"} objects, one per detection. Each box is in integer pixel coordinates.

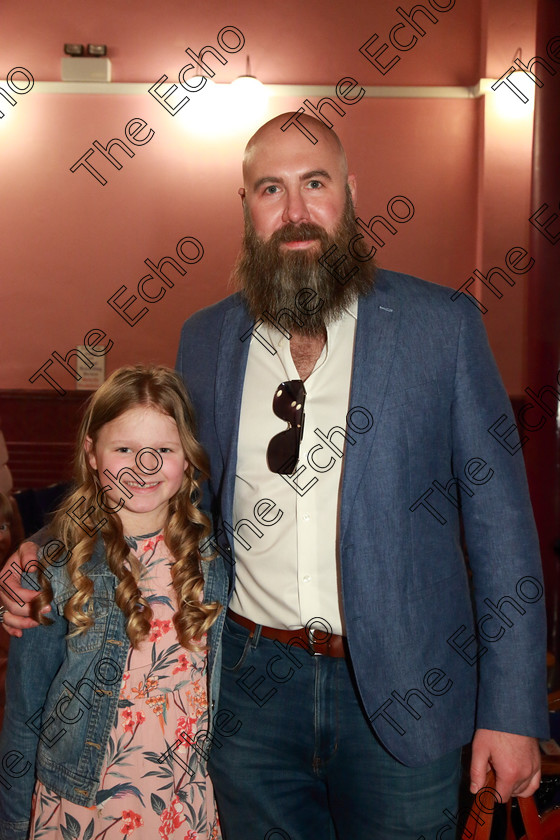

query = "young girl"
[{"left": 0, "top": 365, "right": 226, "bottom": 840}]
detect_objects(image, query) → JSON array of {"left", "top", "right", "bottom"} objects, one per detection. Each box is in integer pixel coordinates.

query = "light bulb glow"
[
  {"left": 175, "top": 74, "right": 269, "bottom": 135},
  {"left": 491, "top": 71, "right": 536, "bottom": 119},
  {"left": 230, "top": 75, "right": 269, "bottom": 118}
]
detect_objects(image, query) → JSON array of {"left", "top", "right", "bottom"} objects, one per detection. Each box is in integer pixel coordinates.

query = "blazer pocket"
[{"left": 406, "top": 568, "right": 467, "bottom": 602}]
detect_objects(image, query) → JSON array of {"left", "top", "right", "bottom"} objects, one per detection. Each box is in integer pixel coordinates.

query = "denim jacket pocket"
[
  {"left": 53, "top": 587, "right": 110, "bottom": 652},
  {"left": 64, "top": 598, "right": 112, "bottom": 652},
  {"left": 55, "top": 574, "right": 116, "bottom": 653}
]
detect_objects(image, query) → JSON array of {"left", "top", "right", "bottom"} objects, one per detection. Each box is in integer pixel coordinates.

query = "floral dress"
[{"left": 29, "top": 531, "right": 221, "bottom": 840}]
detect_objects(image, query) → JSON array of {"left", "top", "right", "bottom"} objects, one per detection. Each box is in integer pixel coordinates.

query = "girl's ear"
[{"left": 84, "top": 436, "right": 98, "bottom": 471}]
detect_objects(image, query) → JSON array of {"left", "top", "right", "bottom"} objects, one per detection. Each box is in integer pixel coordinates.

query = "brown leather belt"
[{"left": 226, "top": 609, "right": 347, "bottom": 658}]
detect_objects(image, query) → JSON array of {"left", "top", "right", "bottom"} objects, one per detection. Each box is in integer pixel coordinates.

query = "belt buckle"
[{"left": 307, "top": 626, "right": 322, "bottom": 656}]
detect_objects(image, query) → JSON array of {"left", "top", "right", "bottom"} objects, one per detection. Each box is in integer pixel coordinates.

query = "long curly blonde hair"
[{"left": 32, "top": 365, "right": 221, "bottom": 650}]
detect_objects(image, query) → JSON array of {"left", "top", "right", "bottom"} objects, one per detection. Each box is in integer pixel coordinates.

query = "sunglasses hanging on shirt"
[{"left": 267, "top": 379, "right": 306, "bottom": 475}]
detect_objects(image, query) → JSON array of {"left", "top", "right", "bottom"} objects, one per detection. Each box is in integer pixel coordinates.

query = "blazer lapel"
[
  {"left": 212, "top": 283, "right": 401, "bottom": 546},
  {"left": 339, "top": 283, "right": 402, "bottom": 546},
  {"left": 214, "top": 301, "right": 253, "bottom": 527}
]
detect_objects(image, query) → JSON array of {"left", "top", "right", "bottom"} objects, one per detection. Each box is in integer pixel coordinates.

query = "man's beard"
[{"left": 233, "top": 187, "right": 377, "bottom": 336}]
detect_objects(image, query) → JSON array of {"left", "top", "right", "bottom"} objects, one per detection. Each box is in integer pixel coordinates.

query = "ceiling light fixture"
[
  {"left": 230, "top": 56, "right": 268, "bottom": 117},
  {"left": 491, "top": 47, "right": 536, "bottom": 119}
]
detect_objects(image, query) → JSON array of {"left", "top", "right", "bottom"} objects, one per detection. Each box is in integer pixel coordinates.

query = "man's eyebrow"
[
  {"left": 253, "top": 176, "right": 282, "bottom": 191},
  {"left": 252, "top": 170, "right": 332, "bottom": 192},
  {"left": 301, "top": 169, "right": 331, "bottom": 181}
]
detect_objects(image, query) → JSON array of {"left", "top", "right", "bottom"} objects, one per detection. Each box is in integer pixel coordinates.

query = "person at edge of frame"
[
  {"left": 0, "top": 492, "right": 24, "bottom": 732},
  {"left": 0, "top": 113, "right": 548, "bottom": 840}
]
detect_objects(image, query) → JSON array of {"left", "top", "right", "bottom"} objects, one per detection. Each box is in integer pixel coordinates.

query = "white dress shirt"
[{"left": 229, "top": 300, "right": 358, "bottom": 636}]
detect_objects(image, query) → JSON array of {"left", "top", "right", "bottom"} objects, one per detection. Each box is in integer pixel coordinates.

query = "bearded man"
[
  {"left": 1, "top": 114, "right": 548, "bottom": 839},
  {"left": 174, "top": 113, "right": 547, "bottom": 838}
]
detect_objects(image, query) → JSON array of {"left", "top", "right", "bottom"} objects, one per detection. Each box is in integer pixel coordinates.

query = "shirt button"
[
  {"left": 303, "top": 513, "right": 310, "bottom": 521},
  {"left": 303, "top": 575, "right": 311, "bottom": 583}
]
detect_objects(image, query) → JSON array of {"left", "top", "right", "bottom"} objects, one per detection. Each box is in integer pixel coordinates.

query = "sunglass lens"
[
  {"left": 267, "top": 426, "right": 300, "bottom": 474},
  {"left": 273, "top": 381, "right": 305, "bottom": 421}
]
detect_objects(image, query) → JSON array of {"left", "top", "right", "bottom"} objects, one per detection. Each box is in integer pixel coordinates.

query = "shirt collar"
[{"left": 345, "top": 297, "right": 359, "bottom": 321}]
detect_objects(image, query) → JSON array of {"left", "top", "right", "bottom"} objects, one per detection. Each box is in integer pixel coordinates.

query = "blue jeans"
[{"left": 208, "top": 617, "right": 463, "bottom": 840}]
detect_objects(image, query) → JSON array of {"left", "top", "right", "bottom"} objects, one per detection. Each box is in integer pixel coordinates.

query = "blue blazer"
[{"left": 176, "top": 268, "right": 549, "bottom": 766}]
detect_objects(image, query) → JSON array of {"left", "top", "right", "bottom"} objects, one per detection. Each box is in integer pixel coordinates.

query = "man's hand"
[
  {"left": 470, "top": 728, "right": 541, "bottom": 802},
  {"left": 0, "top": 542, "right": 48, "bottom": 637}
]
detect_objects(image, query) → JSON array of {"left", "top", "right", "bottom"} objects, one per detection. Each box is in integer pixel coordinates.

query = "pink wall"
[
  {"left": 477, "top": 0, "right": 537, "bottom": 389},
  {"left": 0, "top": 0, "right": 539, "bottom": 394},
  {"left": 1, "top": 0, "right": 481, "bottom": 85}
]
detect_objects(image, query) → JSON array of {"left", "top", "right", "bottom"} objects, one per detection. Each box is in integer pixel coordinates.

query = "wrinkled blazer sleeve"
[
  {"left": 449, "top": 301, "right": 547, "bottom": 736},
  {"left": 337, "top": 274, "right": 548, "bottom": 764}
]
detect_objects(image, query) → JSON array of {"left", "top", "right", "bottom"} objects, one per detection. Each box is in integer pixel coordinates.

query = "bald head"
[{"left": 243, "top": 113, "right": 348, "bottom": 181}]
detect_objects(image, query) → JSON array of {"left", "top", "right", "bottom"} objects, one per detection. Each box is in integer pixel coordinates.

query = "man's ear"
[
  {"left": 238, "top": 187, "right": 246, "bottom": 202},
  {"left": 84, "top": 437, "right": 97, "bottom": 471},
  {"left": 347, "top": 174, "right": 357, "bottom": 205}
]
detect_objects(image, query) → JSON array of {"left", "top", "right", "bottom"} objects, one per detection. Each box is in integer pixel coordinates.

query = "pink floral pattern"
[{"left": 29, "top": 532, "right": 220, "bottom": 840}]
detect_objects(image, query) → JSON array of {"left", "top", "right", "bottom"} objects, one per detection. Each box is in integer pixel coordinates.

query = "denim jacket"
[{"left": 0, "top": 534, "right": 229, "bottom": 840}]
